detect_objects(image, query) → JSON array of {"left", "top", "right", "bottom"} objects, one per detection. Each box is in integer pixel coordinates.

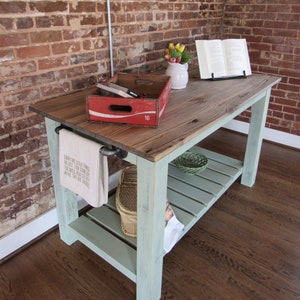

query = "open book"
[{"left": 195, "top": 39, "right": 252, "bottom": 79}]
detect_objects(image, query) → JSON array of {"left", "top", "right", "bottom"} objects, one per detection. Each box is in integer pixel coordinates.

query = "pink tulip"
[{"left": 170, "top": 57, "right": 176, "bottom": 63}]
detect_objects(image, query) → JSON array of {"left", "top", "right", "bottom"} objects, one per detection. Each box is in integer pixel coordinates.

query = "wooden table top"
[{"left": 30, "top": 73, "right": 280, "bottom": 162}]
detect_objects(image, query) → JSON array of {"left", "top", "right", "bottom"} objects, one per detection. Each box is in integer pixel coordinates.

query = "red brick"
[
  {"left": 288, "top": 77, "right": 300, "bottom": 86},
  {"left": 40, "top": 82, "right": 71, "bottom": 97},
  {"left": 36, "top": 16, "right": 65, "bottom": 28},
  {"left": 52, "top": 41, "right": 81, "bottom": 54},
  {"left": 0, "top": 2, "right": 26, "bottom": 13},
  {"left": 272, "top": 44, "right": 294, "bottom": 54},
  {"left": 283, "top": 113, "right": 295, "bottom": 121},
  {"left": 16, "top": 198, "right": 33, "bottom": 215},
  {"left": 283, "top": 106, "right": 300, "bottom": 115},
  {"left": 0, "top": 33, "right": 29, "bottom": 47},
  {"left": 267, "top": 5, "right": 291, "bottom": 13},
  {"left": 63, "top": 28, "right": 97, "bottom": 40},
  {"left": 0, "top": 18, "right": 14, "bottom": 30},
  {"left": 279, "top": 68, "right": 300, "bottom": 79},
  {"left": 31, "top": 31, "right": 62, "bottom": 44},
  {"left": 69, "top": 2, "right": 96, "bottom": 13},
  {"left": 70, "top": 52, "right": 95, "bottom": 65},
  {"left": 71, "top": 78, "right": 90, "bottom": 90},
  {"left": 0, "top": 136, "right": 11, "bottom": 149},
  {"left": 0, "top": 179, "right": 26, "bottom": 199},
  {"left": 254, "top": 12, "right": 277, "bottom": 20},
  {"left": 41, "top": 176, "right": 53, "bottom": 191},
  {"left": 3, "top": 156, "right": 26, "bottom": 174},
  {"left": 252, "top": 42, "right": 271, "bottom": 52},
  {"left": 4, "top": 89, "right": 40, "bottom": 106},
  {"left": 8, "top": 139, "right": 40, "bottom": 160},
  {"left": 225, "top": 5, "right": 244, "bottom": 12},
  {"left": 64, "top": 66, "right": 84, "bottom": 78},
  {"left": 80, "top": 15, "right": 104, "bottom": 26},
  {"left": 273, "top": 111, "right": 283, "bottom": 119},
  {"left": 0, "top": 80, "right": 20, "bottom": 93},
  {"left": 0, "top": 49, "right": 14, "bottom": 63},
  {"left": 16, "top": 17, "right": 34, "bottom": 29},
  {"left": 252, "top": 28, "right": 273, "bottom": 36},
  {"left": 273, "top": 29, "right": 297, "bottom": 38},
  {"left": 0, "top": 61, "right": 36, "bottom": 77},
  {"left": 277, "top": 13, "right": 299, "bottom": 22},
  {"left": 38, "top": 56, "right": 69, "bottom": 70},
  {"left": 286, "top": 92, "right": 300, "bottom": 101},
  {"left": 0, "top": 122, "right": 12, "bottom": 136},
  {"left": 83, "top": 38, "right": 107, "bottom": 51},
  {"left": 274, "top": 97, "right": 297, "bottom": 107},
  {"left": 266, "top": 116, "right": 280, "bottom": 125},
  {"left": 31, "top": 169, "right": 52, "bottom": 184},
  {"left": 14, "top": 115, "right": 43, "bottom": 131},
  {"left": 29, "top": 1, "right": 67, "bottom": 13},
  {"left": 268, "top": 102, "right": 283, "bottom": 111},
  {"left": 16, "top": 45, "right": 50, "bottom": 59},
  {"left": 10, "top": 131, "right": 28, "bottom": 145},
  {"left": 264, "top": 20, "right": 287, "bottom": 29}
]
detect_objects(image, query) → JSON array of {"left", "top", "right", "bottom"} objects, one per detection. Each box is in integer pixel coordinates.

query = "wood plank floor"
[{"left": 1, "top": 129, "right": 299, "bottom": 300}]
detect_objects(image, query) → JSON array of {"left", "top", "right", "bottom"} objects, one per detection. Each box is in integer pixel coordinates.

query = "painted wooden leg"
[
  {"left": 241, "top": 88, "right": 271, "bottom": 187},
  {"left": 136, "top": 157, "right": 168, "bottom": 300},
  {"left": 45, "top": 118, "right": 78, "bottom": 245}
]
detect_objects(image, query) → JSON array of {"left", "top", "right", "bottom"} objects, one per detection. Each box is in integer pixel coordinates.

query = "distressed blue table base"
[{"left": 32, "top": 74, "right": 280, "bottom": 300}]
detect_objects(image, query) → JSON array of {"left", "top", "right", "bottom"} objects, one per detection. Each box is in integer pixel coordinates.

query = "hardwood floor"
[{"left": 1, "top": 129, "right": 299, "bottom": 300}]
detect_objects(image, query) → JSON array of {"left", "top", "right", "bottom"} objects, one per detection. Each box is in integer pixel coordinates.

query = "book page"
[
  {"left": 222, "top": 39, "right": 252, "bottom": 76},
  {"left": 196, "top": 40, "right": 227, "bottom": 79}
]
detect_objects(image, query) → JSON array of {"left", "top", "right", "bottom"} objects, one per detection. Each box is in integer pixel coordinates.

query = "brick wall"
[
  {"left": 222, "top": 0, "right": 300, "bottom": 135},
  {"left": 0, "top": 1, "right": 224, "bottom": 237}
]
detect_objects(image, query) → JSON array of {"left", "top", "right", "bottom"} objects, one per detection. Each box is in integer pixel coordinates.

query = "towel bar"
[
  {"left": 100, "top": 146, "right": 128, "bottom": 159},
  {"left": 55, "top": 125, "right": 127, "bottom": 159}
]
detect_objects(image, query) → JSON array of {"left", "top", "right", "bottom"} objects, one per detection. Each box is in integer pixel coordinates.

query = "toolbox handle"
[{"left": 109, "top": 104, "right": 132, "bottom": 113}]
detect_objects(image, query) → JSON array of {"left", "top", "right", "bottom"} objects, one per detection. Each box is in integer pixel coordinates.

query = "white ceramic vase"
[{"left": 165, "top": 62, "right": 189, "bottom": 89}]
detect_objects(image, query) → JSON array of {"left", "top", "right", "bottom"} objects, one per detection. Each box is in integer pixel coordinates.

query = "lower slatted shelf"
[{"left": 68, "top": 147, "right": 243, "bottom": 282}]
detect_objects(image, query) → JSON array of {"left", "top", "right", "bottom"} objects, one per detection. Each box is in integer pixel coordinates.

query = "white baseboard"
[
  {"left": 0, "top": 171, "right": 121, "bottom": 261},
  {"left": 1, "top": 123, "right": 299, "bottom": 261},
  {"left": 223, "top": 120, "right": 300, "bottom": 149}
]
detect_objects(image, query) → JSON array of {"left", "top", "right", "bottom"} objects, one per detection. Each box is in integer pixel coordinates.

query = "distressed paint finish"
[
  {"left": 136, "top": 157, "right": 169, "bottom": 300},
  {"left": 45, "top": 118, "right": 78, "bottom": 245},
  {"left": 31, "top": 74, "right": 281, "bottom": 300},
  {"left": 241, "top": 89, "right": 271, "bottom": 187}
]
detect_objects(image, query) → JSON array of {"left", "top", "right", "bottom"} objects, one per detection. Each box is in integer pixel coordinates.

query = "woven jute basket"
[{"left": 116, "top": 165, "right": 137, "bottom": 237}]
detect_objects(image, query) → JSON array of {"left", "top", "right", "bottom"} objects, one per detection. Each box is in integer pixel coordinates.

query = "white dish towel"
[{"left": 59, "top": 129, "right": 108, "bottom": 207}]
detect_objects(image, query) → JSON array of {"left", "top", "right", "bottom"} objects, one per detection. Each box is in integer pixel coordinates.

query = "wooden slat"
[
  {"left": 169, "top": 164, "right": 223, "bottom": 195},
  {"left": 87, "top": 206, "right": 137, "bottom": 248},
  {"left": 167, "top": 189, "right": 206, "bottom": 216},
  {"left": 169, "top": 206, "right": 195, "bottom": 227},
  {"left": 205, "top": 160, "right": 240, "bottom": 176},
  {"left": 168, "top": 176, "right": 213, "bottom": 205},
  {"left": 194, "top": 168, "right": 231, "bottom": 186},
  {"left": 68, "top": 216, "right": 137, "bottom": 282}
]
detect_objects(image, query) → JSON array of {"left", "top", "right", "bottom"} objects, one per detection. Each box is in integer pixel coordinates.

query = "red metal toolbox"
[{"left": 86, "top": 73, "right": 171, "bottom": 127}]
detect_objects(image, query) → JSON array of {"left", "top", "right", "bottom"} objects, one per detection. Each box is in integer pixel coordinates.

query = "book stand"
[{"left": 210, "top": 70, "right": 247, "bottom": 81}]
